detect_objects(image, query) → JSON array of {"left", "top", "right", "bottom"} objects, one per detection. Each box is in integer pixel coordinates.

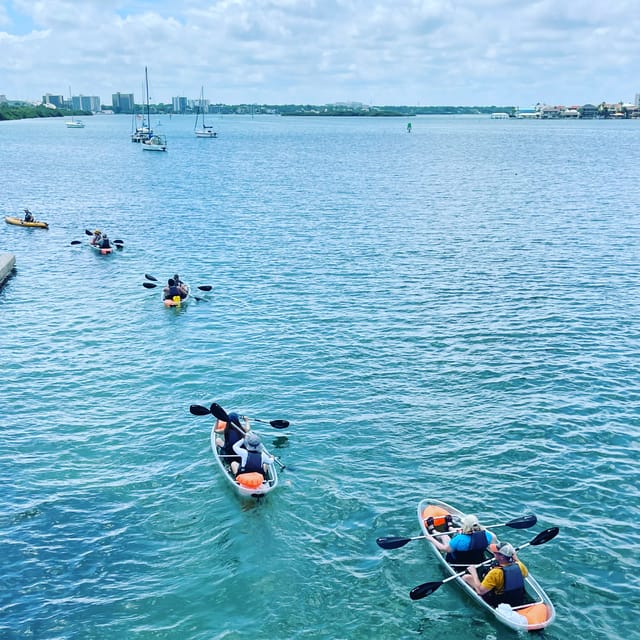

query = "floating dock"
[{"left": 0, "top": 252, "right": 16, "bottom": 287}]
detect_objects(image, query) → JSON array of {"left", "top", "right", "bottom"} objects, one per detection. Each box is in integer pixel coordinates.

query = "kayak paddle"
[
  {"left": 241, "top": 415, "right": 289, "bottom": 429},
  {"left": 376, "top": 514, "right": 537, "bottom": 550},
  {"left": 192, "top": 402, "right": 289, "bottom": 470}
]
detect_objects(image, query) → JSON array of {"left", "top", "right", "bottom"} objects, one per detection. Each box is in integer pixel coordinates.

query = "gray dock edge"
[{"left": 0, "top": 252, "right": 16, "bottom": 287}]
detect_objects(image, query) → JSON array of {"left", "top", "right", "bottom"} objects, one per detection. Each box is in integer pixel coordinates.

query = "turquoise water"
[{"left": 1, "top": 114, "right": 639, "bottom": 639}]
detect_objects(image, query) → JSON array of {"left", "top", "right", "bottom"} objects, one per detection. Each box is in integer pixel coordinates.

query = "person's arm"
[
  {"left": 427, "top": 533, "right": 452, "bottom": 552},
  {"left": 466, "top": 565, "right": 492, "bottom": 595},
  {"left": 232, "top": 438, "right": 247, "bottom": 457}
]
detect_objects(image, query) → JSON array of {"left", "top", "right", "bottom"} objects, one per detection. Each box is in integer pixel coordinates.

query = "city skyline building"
[
  {"left": 71, "top": 95, "right": 101, "bottom": 112},
  {"left": 172, "top": 96, "right": 188, "bottom": 113},
  {"left": 43, "top": 93, "right": 65, "bottom": 108},
  {"left": 112, "top": 92, "right": 134, "bottom": 113}
]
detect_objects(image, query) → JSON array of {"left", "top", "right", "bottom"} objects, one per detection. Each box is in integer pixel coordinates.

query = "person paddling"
[
  {"left": 427, "top": 514, "right": 497, "bottom": 566},
  {"left": 90, "top": 229, "right": 102, "bottom": 246},
  {"left": 215, "top": 412, "right": 249, "bottom": 460},
  {"left": 163, "top": 278, "right": 187, "bottom": 300},
  {"left": 463, "top": 541, "right": 528, "bottom": 607},
  {"left": 23, "top": 208, "right": 35, "bottom": 222},
  {"left": 230, "top": 432, "right": 274, "bottom": 478},
  {"left": 99, "top": 234, "right": 111, "bottom": 249}
]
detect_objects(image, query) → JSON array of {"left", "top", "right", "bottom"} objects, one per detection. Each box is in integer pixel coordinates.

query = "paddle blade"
[
  {"left": 114, "top": 239, "right": 124, "bottom": 245},
  {"left": 85, "top": 229, "right": 93, "bottom": 236},
  {"left": 209, "top": 402, "right": 230, "bottom": 422},
  {"left": 189, "top": 404, "right": 211, "bottom": 416},
  {"left": 249, "top": 417, "right": 290, "bottom": 429},
  {"left": 376, "top": 536, "right": 412, "bottom": 550},
  {"left": 142, "top": 282, "right": 157, "bottom": 289},
  {"left": 507, "top": 514, "right": 537, "bottom": 529},
  {"left": 410, "top": 581, "right": 442, "bottom": 600},
  {"left": 145, "top": 274, "right": 158, "bottom": 281},
  {"left": 530, "top": 526, "right": 559, "bottom": 546},
  {"left": 198, "top": 285, "right": 213, "bottom": 291},
  {"left": 70, "top": 240, "right": 81, "bottom": 245}
]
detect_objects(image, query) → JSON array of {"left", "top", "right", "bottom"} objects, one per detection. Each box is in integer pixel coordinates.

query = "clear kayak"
[
  {"left": 89, "top": 241, "right": 113, "bottom": 255},
  {"left": 416, "top": 498, "right": 556, "bottom": 632},
  {"left": 209, "top": 421, "right": 278, "bottom": 498}
]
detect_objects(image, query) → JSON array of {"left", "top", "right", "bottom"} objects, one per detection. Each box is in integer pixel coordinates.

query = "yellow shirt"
[{"left": 481, "top": 561, "right": 528, "bottom": 594}]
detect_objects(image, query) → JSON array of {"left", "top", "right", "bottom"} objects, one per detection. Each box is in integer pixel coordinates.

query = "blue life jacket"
[
  {"left": 240, "top": 451, "right": 264, "bottom": 476},
  {"left": 498, "top": 562, "right": 526, "bottom": 606},
  {"left": 447, "top": 531, "right": 488, "bottom": 565}
]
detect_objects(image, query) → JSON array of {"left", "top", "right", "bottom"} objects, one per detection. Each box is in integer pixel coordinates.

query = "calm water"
[{"left": 1, "top": 114, "right": 639, "bottom": 639}]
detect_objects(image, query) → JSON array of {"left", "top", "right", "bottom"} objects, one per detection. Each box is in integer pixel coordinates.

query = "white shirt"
[{"left": 232, "top": 437, "right": 274, "bottom": 468}]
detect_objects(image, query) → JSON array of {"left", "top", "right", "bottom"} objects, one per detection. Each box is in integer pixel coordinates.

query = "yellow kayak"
[{"left": 5, "top": 216, "right": 49, "bottom": 229}]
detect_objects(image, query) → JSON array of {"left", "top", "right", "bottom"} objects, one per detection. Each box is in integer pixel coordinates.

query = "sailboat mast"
[{"left": 145, "top": 67, "right": 151, "bottom": 138}]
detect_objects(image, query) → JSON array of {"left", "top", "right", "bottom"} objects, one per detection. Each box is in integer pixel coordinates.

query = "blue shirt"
[{"left": 449, "top": 530, "right": 493, "bottom": 552}]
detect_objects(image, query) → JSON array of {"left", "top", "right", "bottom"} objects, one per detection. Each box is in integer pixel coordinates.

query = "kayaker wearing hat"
[
  {"left": 464, "top": 541, "right": 528, "bottom": 607},
  {"left": 90, "top": 229, "right": 102, "bottom": 245},
  {"left": 427, "top": 514, "right": 498, "bottom": 565},
  {"left": 231, "top": 432, "right": 274, "bottom": 478}
]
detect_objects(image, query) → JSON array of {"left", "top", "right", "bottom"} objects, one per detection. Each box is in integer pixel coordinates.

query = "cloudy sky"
[{"left": 1, "top": 0, "right": 638, "bottom": 107}]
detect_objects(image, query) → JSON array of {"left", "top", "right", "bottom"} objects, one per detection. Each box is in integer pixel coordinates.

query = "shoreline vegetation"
[
  {"left": 0, "top": 104, "right": 91, "bottom": 121},
  {"left": 3, "top": 102, "right": 637, "bottom": 121},
  {"left": 1, "top": 103, "right": 513, "bottom": 121}
]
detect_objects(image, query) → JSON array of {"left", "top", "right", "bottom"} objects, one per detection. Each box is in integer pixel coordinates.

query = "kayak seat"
[{"left": 421, "top": 505, "right": 451, "bottom": 529}]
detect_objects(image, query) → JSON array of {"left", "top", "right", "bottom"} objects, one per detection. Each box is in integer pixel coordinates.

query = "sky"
[{"left": 1, "top": 0, "right": 639, "bottom": 107}]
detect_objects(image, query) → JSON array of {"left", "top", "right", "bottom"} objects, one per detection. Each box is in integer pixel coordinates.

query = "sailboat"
[
  {"left": 131, "top": 85, "right": 151, "bottom": 143},
  {"left": 194, "top": 87, "right": 217, "bottom": 138},
  {"left": 65, "top": 87, "right": 85, "bottom": 128},
  {"left": 141, "top": 67, "right": 167, "bottom": 152}
]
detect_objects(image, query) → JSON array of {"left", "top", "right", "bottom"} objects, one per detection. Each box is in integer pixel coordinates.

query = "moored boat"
[
  {"left": 140, "top": 68, "right": 167, "bottom": 151},
  {"left": 209, "top": 420, "right": 278, "bottom": 498},
  {"left": 415, "top": 499, "right": 556, "bottom": 632},
  {"left": 5, "top": 216, "right": 49, "bottom": 229},
  {"left": 194, "top": 86, "right": 217, "bottom": 138},
  {"left": 142, "top": 133, "right": 168, "bottom": 151}
]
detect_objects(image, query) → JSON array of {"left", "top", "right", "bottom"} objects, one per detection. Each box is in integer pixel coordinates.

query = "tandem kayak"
[
  {"left": 163, "top": 283, "right": 190, "bottom": 307},
  {"left": 415, "top": 499, "right": 556, "bottom": 632},
  {"left": 209, "top": 420, "right": 278, "bottom": 498},
  {"left": 5, "top": 216, "right": 48, "bottom": 229},
  {"left": 89, "top": 241, "right": 113, "bottom": 255}
]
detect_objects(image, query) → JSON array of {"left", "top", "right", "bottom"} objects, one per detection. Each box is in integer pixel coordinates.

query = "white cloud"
[{"left": 1, "top": 0, "right": 639, "bottom": 106}]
